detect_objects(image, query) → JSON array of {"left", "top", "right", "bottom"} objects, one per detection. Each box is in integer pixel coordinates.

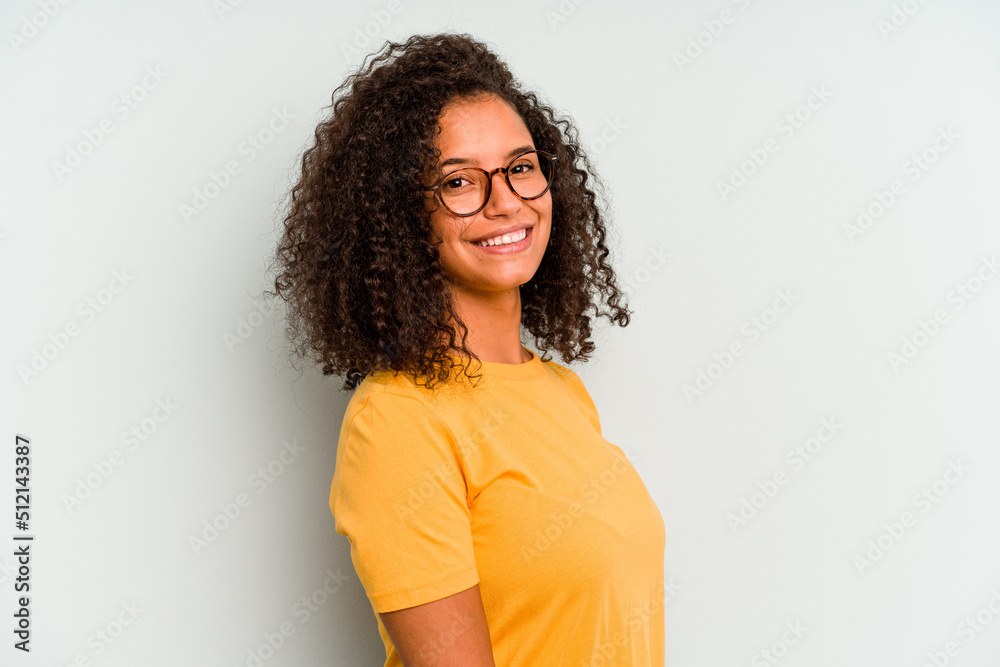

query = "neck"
[{"left": 443, "top": 283, "right": 528, "bottom": 364}]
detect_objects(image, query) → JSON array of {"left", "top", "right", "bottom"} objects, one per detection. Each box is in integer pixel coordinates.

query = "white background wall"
[{"left": 2, "top": 1, "right": 999, "bottom": 665}]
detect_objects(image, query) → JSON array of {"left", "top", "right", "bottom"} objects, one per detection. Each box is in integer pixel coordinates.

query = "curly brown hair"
[{"left": 265, "top": 32, "right": 631, "bottom": 392}]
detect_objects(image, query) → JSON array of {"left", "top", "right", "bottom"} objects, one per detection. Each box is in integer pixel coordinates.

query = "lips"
[
  {"left": 470, "top": 226, "right": 533, "bottom": 254},
  {"left": 468, "top": 224, "right": 533, "bottom": 244}
]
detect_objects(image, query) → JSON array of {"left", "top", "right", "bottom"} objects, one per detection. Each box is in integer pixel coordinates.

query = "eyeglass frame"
[{"left": 421, "top": 149, "right": 558, "bottom": 217}]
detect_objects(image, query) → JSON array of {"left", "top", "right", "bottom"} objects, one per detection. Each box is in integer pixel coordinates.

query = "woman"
[{"left": 268, "top": 32, "right": 665, "bottom": 666}]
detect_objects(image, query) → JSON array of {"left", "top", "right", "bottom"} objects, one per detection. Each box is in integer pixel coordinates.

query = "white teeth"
[{"left": 474, "top": 228, "right": 527, "bottom": 247}]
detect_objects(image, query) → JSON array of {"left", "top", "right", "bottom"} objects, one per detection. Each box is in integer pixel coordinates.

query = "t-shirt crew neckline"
[{"left": 446, "top": 344, "right": 545, "bottom": 381}]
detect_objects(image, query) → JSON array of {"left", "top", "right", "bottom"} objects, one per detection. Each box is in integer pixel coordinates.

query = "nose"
[{"left": 482, "top": 169, "right": 521, "bottom": 216}]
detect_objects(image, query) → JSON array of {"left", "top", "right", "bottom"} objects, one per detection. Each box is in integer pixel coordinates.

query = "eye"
[
  {"left": 441, "top": 175, "right": 472, "bottom": 192},
  {"left": 440, "top": 169, "right": 479, "bottom": 193},
  {"left": 508, "top": 155, "right": 539, "bottom": 177},
  {"left": 511, "top": 163, "right": 532, "bottom": 175}
]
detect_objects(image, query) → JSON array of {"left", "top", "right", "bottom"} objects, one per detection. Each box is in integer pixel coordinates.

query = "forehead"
[{"left": 434, "top": 95, "right": 533, "bottom": 162}]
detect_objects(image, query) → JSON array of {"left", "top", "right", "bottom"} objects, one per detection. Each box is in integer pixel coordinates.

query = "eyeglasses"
[{"left": 422, "top": 149, "right": 557, "bottom": 217}]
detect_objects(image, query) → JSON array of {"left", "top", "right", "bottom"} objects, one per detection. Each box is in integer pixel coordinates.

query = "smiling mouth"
[
  {"left": 470, "top": 226, "right": 531, "bottom": 247},
  {"left": 468, "top": 226, "right": 533, "bottom": 253}
]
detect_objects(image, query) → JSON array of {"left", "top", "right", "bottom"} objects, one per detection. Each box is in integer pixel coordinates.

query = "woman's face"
[{"left": 425, "top": 94, "right": 552, "bottom": 295}]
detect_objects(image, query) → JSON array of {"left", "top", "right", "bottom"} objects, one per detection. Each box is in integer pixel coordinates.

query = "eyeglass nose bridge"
[{"left": 478, "top": 163, "right": 519, "bottom": 209}]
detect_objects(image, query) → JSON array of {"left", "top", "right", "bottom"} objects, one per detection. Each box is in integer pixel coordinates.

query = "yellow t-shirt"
[{"left": 330, "top": 346, "right": 665, "bottom": 666}]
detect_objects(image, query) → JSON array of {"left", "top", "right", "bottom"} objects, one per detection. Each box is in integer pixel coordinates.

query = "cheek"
[
  {"left": 427, "top": 215, "right": 468, "bottom": 264},
  {"left": 535, "top": 199, "right": 553, "bottom": 242},
  {"left": 537, "top": 193, "right": 553, "bottom": 221},
  {"left": 428, "top": 211, "right": 450, "bottom": 244}
]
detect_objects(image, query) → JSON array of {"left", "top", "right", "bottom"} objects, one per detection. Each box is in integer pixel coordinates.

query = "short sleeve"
[{"left": 330, "top": 390, "right": 479, "bottom": 613}]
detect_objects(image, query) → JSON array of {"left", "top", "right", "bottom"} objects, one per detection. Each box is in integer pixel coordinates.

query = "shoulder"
[
  {"left": 337, "top": 370, "right": 465, "bottom": 459},
  {"left": 344, "top": 369, "right": 437, "bottom": 417},
  {"left": 543, "top": 356, "right": 581, "bottom": 381},
  {"left": 540, "top": 357, "right": 603, "bottom": 434},
  {"left": 332, "top": 373, "right": 465, "bottom": 506},
  {"left": 543, "top": 357, "right": 595, "bottom": 400}
]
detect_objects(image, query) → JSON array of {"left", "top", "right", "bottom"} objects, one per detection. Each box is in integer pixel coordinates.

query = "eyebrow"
[{"left": 438, "top": 144, "right": 536, "bottom": 170}]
